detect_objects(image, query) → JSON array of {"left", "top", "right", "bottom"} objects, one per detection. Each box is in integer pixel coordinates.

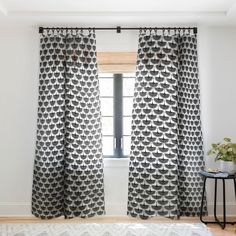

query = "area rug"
[{"left": 0, "top": 223, "right": 213, "bottom": 236}]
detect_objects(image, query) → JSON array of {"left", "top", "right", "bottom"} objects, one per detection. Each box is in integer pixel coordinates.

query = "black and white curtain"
[
  {"left": 32, "top": 29, "right": 105, "bottom": 219},
  {"left": 127, "top": 29, "right": 207, "bottom": 218}
]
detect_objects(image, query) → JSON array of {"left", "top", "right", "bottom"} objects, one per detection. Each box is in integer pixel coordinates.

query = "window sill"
[{"left": 103, "top": 157, "right": 129, "bottom": 168}]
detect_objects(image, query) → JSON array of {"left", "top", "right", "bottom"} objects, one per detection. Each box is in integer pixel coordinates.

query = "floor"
[{"left": 0, "top": 216, "right": 235, "bottom": 236}]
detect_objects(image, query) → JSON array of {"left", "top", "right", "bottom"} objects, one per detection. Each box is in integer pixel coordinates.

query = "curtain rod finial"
[
  {"left": 39, "top": 27, "right": 43, "bottom": 34},
  {"left": 116, "top": 26, "right": 121, "bottom": 33}
]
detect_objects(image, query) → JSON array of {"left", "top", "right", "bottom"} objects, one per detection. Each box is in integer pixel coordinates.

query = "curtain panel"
[
  {"left": 127, "top": 30, "right": 207, "bottom": 218},
  {"left": 32, "top": 30, "right": 105, "bottom": 219}
]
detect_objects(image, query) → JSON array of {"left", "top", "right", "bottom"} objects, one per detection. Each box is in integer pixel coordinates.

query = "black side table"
[{"left": 199, "top": 171, "right": 236, "bottom": 229}]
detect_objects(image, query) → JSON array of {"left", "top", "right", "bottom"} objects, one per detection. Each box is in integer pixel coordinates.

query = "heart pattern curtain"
[
  {"left": 32, "top": 30, "right": 105, "bottom": 219},
  {"left": 127, "top": 30, "right": 207, "bottom": 218}
]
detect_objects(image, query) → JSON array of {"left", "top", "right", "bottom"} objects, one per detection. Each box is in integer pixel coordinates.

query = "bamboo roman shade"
[{"left": 97, "top": 52, "right": 136, "bottom": 73}]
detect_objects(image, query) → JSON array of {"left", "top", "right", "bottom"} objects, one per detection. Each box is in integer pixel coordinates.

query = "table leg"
[
  {"left": 199, "top": 176, "right": 236, "bottom": 229},
  {"left": 200, "top": 177, "right": 206, "bottom": 223},
  {"left": 214, "top": 178, "right": 217, "bottom": 219},
  {"left": 222, "top": 179, "right": 226, "bottom": 229},
  {"left": 234, "top": 178, "right": 236, "bottom": 200},
  {"left": 214, "top": 179, "right": 223, "bottom": 229}
]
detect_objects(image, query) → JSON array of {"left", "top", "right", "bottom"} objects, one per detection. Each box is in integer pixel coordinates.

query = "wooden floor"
[{"left": 0, "top": 216, "right": 235, "bottom": 236}]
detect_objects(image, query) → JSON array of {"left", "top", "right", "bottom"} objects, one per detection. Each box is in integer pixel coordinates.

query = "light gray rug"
[{"left": 0, "top": 223, "right": 213, "bottom": 236}]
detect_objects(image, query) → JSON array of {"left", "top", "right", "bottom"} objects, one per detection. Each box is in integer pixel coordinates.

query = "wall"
[
  {"left": 199, "top": 26, "right": 236, "bottom": 215},
  {"left": 0, "top": 26, "right": 236, "bottom": 216},
  {"left": 0, "top": 27, "right": 38, "bottom": 215}
]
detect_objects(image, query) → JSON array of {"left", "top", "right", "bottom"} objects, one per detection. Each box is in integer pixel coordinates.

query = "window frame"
[{"left": 100, "top": 73, "right": 134, "bottom": 158}]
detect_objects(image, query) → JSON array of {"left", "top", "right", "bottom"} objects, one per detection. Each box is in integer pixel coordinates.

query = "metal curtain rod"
[{"left": 38, "top": 26, "right": 197, "bottom": 34}]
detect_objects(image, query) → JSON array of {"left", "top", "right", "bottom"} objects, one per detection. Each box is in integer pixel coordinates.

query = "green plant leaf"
[
  {"left": 224, "top": 137, "right": 231, "bottom": 142},
  {"left": 209, "top": 138, "right": 236, "bottom": 162},
  {"left": 207, "top": 150, "right": 212, "bottom": 156},
  {"left": 231, "top": 144, "right": 236, "bottom": 153},
  {"left": 211, "top": 143, "right": 218, "bottom": 148}
]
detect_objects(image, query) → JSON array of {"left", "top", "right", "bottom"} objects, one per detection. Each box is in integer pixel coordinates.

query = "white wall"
[
  {"left": 0, "top": 27, "right": 38, "bottom": 215},
  {"left": 0, "top": 26, "right": 236, "bottom": 216},
  {"left": 199, "top": 26, "right": 236, "bottom": 215}
]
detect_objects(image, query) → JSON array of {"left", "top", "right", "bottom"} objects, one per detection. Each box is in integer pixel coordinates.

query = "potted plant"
[{"left": 207, "top": 137, "right": 236, "bottom": 174}]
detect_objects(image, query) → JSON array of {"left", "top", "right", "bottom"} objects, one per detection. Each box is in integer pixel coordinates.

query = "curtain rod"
[{"left": 39, "top": 26, "right": 197, "bottom": 34}]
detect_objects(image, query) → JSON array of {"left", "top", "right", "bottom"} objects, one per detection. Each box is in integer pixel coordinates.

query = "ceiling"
[{"left": 0, "top": 0, "right": 236, "bottom": 27}]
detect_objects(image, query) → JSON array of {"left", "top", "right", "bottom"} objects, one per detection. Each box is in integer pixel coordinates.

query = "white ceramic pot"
[{"left": 219, "top": 160, "right": 236, "bottom": 174}]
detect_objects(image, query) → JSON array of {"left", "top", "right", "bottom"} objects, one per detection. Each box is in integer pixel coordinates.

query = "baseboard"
[
  {"left": 105, "top": 203, "right": 127, "bottom": 215},
  {"left": 0, "top": 202, "right": 31, "bottom": 217},
  {"left": 207, "top": 202, "right": 236, "bottom": 216},
  {"left": 0, "top": 202, "right": 127, "bottom": 217},
  {"left": 0, "top": 202, "right": 236, "bottom": 217}
]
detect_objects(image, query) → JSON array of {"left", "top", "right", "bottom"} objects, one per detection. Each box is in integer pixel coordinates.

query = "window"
[{"left": 100, "top": 73, "right": 135, "bottom": 158}]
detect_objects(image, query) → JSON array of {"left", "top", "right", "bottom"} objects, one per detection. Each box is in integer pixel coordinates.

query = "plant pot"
[{"left": 218, "top": 160, "right": 236, "bottom": 174}]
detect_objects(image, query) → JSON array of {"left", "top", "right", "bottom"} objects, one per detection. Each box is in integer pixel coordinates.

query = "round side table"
[{"left": 199, "top": 171, "right": 236, "bottom": 229}]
